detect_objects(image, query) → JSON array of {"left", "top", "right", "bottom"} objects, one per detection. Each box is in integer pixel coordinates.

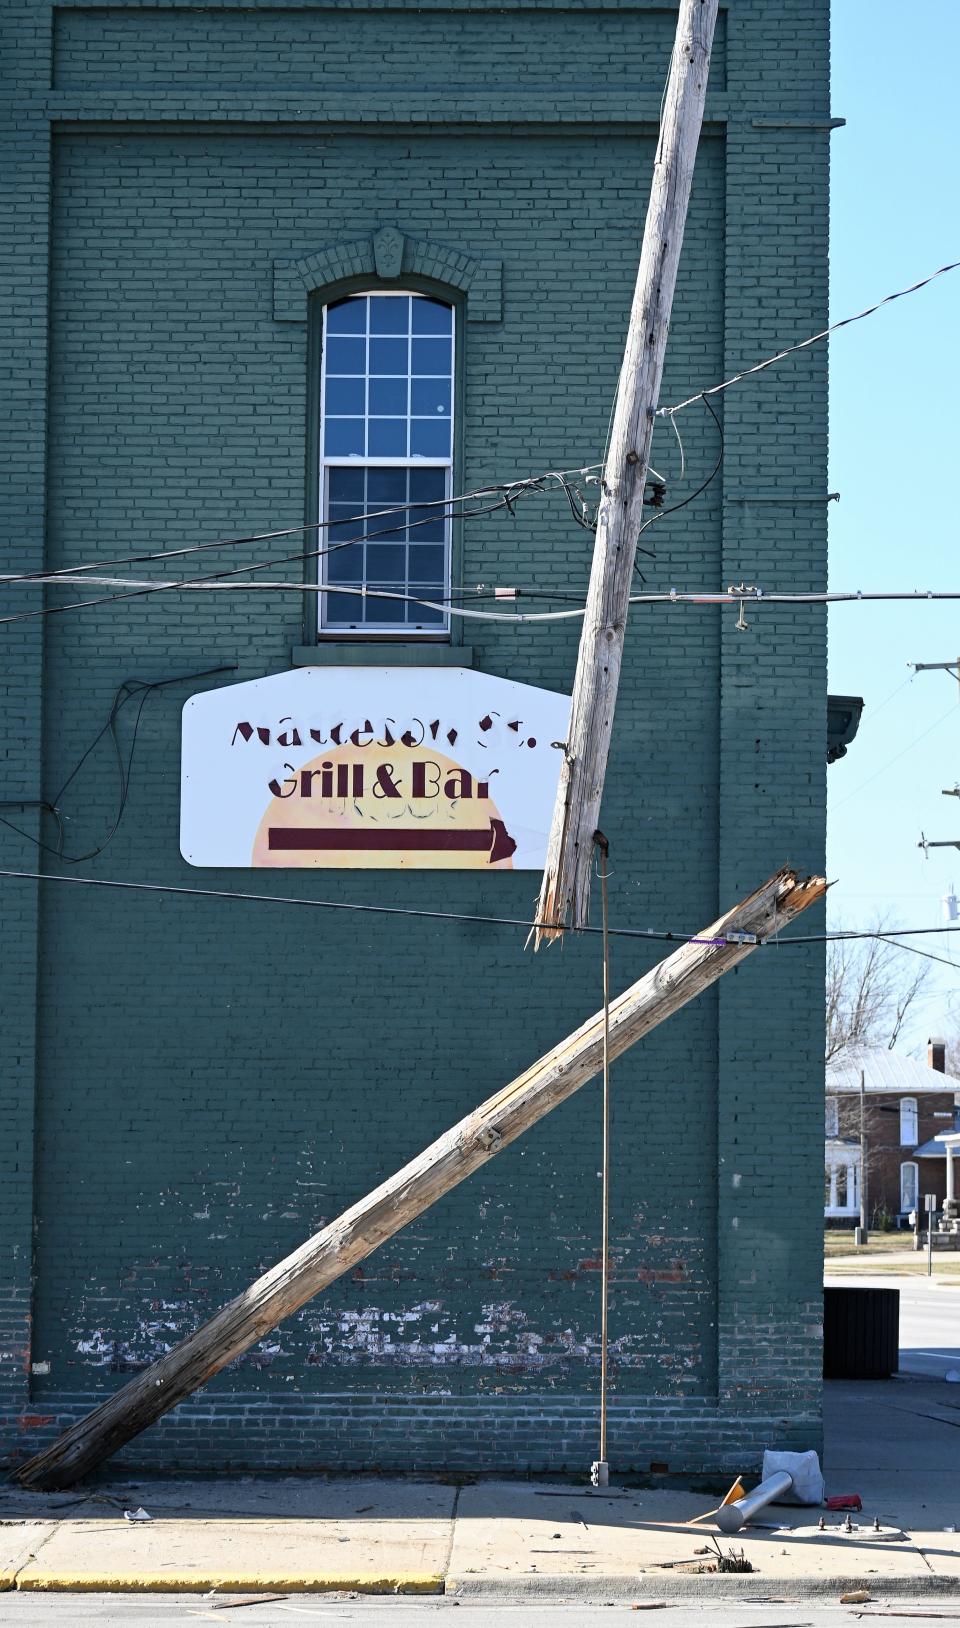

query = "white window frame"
[
  {"left": 900, "top": 1161, "right": 919, "bottom": 1214},
  {"left": 825, "top": 1097, "right": 839, "bottom": 1137},
  {"left": 318, "top": 290, "right": 454, "bottom": 639},
  {"left": 900, "top": 1096, "right": 919, "bottom": 1147}
]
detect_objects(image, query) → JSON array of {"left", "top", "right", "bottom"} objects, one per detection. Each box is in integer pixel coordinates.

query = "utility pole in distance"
[
  {"left": 534, "top": 0, "right": 719, "bottom": 945},
  {"left": 912, "top": 660, "right": 959, "bottom": 858},
  {"left": 858, "top": 1068, "right": 869, "bottom": 1246}
]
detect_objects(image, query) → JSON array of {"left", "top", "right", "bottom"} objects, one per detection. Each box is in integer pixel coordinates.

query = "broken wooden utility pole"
[
  {"left": 16, "top": 866, "right": 824, "bottom": 1490},
  {"left": 534, "top": 0, "right": 719, "bottom": 945}
]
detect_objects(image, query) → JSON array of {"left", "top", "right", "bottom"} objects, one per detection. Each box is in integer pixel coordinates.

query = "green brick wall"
[{"left": 1, "top": 0, "right": 831, "bottom": 1476}]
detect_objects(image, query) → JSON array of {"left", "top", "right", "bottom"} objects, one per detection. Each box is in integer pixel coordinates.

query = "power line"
[
  {"left": 876, "top": 936, "right": 960, "bottom": 975},
  {"left": 0, "top": 486, "right": 538, "bottom": 630},
  {"left": 830, "top": 702, "right": 958, "bottom": 814},
  {"left": 0, "top": 867, "right": 738, "bottom": 947},
  {"left": 3, "top": 867, "right": 960, "bottom": 955},
  {"left": 2, "top": 467, "right": 601, "bottom": 590},
  {"left": 850, "top": 671, "right": 916, "bottom": 735},
  {"left": 633, "top": 393, "right": 725, "bottom": 577},
  {"left": 658, "top": 260, "right": 960, "bottom": 417},
  {"left": 0, "top": 664, "right": 235, "bottom": 863},
  {"left": 6, "top": 578, "right": 960, "bottom": 631},
  {"left": 777, "top": 924, "right": 960, "bottom": 945}
]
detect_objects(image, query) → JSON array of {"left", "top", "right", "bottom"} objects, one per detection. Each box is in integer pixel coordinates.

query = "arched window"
[
  {"left": 900, "top": 1161, "right": 919, "bottom": 1214},
  {"left": 318, "top": 291, "right": 455, "bottom": 636},
  {"left": 900, "top": 1096, "right": 918, "bottom": 1146}
]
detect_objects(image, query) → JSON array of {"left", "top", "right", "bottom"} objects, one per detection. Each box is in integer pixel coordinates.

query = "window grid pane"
[
  {"left": 322, "top": 294, "right": 453, "bottom": 464},
  {"left": 323, "top": 465, "right": 451, "bottom": 631},
  {"left": 320, "top": 292, "right": 454, "bottom": 634}
]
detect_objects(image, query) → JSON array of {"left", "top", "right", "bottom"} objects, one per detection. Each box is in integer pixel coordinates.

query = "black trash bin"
[{"left": 823, "top": 1285, "right": 899, "bottom": 1379}]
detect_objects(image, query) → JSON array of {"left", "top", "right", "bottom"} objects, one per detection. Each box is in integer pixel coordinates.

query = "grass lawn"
[
  {"left": 824, "top": 1256, "right": 960, "bottom": 1278},
  {"left": 824, "top": 1228, "right": 914, "bottom": 1257},
  {"left": 824, "top": 1227, "right": 960, "bottom": 1278}
]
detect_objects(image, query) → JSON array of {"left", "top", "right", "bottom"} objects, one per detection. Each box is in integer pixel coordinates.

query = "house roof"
[
  {"left": 827, "top": 1046, "right": 960, "bottom": 1096},
  {"left": 915, "top": 1137, "right": 949, "bottom": 1159}
]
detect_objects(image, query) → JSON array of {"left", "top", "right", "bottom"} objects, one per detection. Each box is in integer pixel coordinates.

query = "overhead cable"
[
  {"left": 0, "top": 867, "right": 743, "bottom": 946},
  {"left": 2, "top": 467, "right": 602, "bottom": 589},
  {"left": 0, "top": 664, "right": 235, "bottom": 862},
  {"left": 3, "top": 867, "right": 960, "bottom": 954},
  {"left": 633, "top": 393, "right": 724, "bottom": 577},
  {"left": 5, "top": 578, "right": 960, "bottom": 631},
  {"left": 658, "top": 260, "right": 960, "bottom": 417}
]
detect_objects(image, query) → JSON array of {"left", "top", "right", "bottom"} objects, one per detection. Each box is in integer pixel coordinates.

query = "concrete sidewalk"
[{"left": 3, "top": 1379, "right": 959, "bottom": 1599}]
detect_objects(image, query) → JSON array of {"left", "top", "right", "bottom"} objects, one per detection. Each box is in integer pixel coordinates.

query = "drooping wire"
[
  {"left": 830, "top": 702, "right": 958, "bottom": 815},
  {"left": 876, "top": 937, "right": 960, "bottom": 976},
  {"left": 7, "top": 578, "right": 960, "bottom": 631},
  {"left": 633, "top": 393, "right": 724, "bottom": 574},
  {"left": 4, "top": 866, "right": 960, "bottom": 954},
  {"left": 0, "top": 865, "right": 757, "bottom": 946},
  {"left": 2, "top": 467, "right": 603, "bottom": 590},
  {"left": 0, "top": 665, "right": 234, "bottom": 862},
  {"left": 0, "top": 487, "right": 535, "bottom": 630}
]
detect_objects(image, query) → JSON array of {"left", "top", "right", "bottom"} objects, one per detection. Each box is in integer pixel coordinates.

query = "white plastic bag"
[{"left": 761, "top": 1448, "right": 824, "bottom": 1506}]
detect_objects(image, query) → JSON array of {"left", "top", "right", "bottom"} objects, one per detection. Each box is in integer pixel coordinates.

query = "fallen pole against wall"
[{"left": 14, "top": 866, "right": 825, "bottom": 1490}]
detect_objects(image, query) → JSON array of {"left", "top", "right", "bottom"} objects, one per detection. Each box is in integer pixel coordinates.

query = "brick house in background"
[
  {"left": 3, "top": 1, "right": 833, "bottom": 1477},
  {"left": 825, "top": 1040, "right": 960, "bottom": 1226}
]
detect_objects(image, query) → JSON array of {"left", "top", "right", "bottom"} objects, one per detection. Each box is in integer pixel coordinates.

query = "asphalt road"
[
  {"left": 4, "top": 1602, "right": 959, "bottom": 1627},
  {"left": 827, "top": 1273, "right": 960, "bottom": 1378}
]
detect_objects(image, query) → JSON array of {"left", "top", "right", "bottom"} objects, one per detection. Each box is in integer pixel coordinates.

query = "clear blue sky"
[{"left": 827, "top": 0, "right": 960, "bottom": 1051}]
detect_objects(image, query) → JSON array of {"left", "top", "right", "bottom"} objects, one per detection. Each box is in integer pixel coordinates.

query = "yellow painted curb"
[{"left": 15, "top": 1573, "right": 444, "bottom": 1595}]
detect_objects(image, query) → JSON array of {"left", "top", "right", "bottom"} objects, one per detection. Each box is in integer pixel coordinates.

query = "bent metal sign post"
[{"left": 180, "top": 667, "right": 571, "bottom": 870}]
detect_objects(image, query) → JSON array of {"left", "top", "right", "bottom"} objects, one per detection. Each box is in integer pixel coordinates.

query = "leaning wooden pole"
[
  {"left": 15, "top": 867, "right": 824, "bottom": 1490},
  {"left": 534, "top": 0, "right": 719, "bottom": 944}
]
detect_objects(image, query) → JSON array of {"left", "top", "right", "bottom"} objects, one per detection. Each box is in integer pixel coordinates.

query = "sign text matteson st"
[{"left": 180, "top": 667, "right": 570, "bottom": 870}]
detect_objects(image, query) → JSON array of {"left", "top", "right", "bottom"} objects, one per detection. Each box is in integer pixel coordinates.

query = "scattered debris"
[
  {"left": 840, "top": 1589, "right": 873, "bottom": 1604},
  {"left": 656, "top": 1537, "right": 754, "bottom": 1575},
  {"left": 828, "top": 1495, "right": 863, "bottom": 1511},
  {"left": 122, "top": 1506, "right": 152, "bottom": 1523},
  {"left": 209, "top": 1597, "right": 290, "bottom": 1611},
  {"left": 630, "top": 1605, "right": 671, "bottom": 1611},
  {"left": 687, "top": 1476, "right": 747, "bottom": 1527},
  {"left": 710, "top": 1536, "right": 754, "bottom": 1574},
  {"left": 653, "top": 1557, "right": 713, "bottom": 1571}
]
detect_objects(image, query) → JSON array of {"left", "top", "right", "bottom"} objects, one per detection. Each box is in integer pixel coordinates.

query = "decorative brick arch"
[{"left": 273, "top": 227, "right": 502, "bottom": 323}]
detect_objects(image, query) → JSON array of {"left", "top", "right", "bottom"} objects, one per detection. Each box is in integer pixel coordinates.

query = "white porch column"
[
  {"left": 829, "top": 1166, "right": 838, "bottom": 1210},
  {"left": 947, "top": 1144, "right": 955, "bottom": 1205}
]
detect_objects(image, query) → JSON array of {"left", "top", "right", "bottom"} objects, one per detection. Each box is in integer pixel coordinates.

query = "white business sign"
[{"left": 180, "top": 666, "right": 570, "bottom": 870}]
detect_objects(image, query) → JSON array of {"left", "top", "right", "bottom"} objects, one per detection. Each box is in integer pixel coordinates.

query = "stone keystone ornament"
[{"left": 373, "top": 226, "right": 405, "bottom": 279}]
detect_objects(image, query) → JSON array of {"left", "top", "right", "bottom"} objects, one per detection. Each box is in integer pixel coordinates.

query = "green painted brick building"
[{"left": 2, "top": 0, "right": 834, "bottom": 1476}]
